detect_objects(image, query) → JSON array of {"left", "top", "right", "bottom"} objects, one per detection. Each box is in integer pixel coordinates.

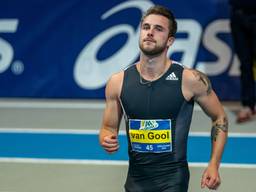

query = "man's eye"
[
  {"left": 155, "top": 27, "right": 163, "bottom": 31},
  {"left": 142, "top": 25, "right": 150, "bottom": 30}
]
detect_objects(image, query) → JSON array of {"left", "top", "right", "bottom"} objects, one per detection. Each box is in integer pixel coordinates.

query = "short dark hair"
[{"left": 141, "top": 5, "right": 177, "bottom": 37}]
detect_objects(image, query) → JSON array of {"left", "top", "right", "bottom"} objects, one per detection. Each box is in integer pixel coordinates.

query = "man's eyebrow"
[
  {"left": 142, "top": 22, "right": 150, "bottom": 26},
  {"left": 154, "top": 24, "right": 164, "bottom": 29},
  {"left": 142, "top": 23, "right": 164, "bottom": 29}
]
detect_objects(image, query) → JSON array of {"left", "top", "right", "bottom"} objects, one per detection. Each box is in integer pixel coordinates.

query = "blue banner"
[{"left": 0, "top": 0, "right": 239, "bottom": 99}]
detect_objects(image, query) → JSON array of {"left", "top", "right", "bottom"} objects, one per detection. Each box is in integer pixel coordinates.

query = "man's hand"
[
  {"left": 101, "top": 135, "right": 119, "bottom": 153},
  {"left": 201, "top": 164, "right": 221, "bottom": 190}
]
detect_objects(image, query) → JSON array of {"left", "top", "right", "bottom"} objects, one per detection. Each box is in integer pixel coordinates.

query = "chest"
[{"left": 121, "top": 77, "right": 184, "bottom": 119}]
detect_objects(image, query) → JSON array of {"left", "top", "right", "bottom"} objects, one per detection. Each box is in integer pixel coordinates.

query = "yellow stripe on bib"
[{"left": 129, "top": 129, "right": 171, "bottom": 143}]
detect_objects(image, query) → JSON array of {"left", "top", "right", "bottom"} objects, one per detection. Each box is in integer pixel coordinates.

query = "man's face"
[{"left": 139, "top": 14, "right": 172, "bottom": 56}]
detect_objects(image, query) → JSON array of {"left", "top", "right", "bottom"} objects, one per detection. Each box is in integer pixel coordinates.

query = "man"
[
  {"left": 229, "top": 0, "right": 256, "bottom": 123},
  {"left": 99, "top": 5, "right": 228, "bottom": 192}
]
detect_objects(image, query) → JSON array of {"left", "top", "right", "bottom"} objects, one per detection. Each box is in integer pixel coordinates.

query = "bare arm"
[
  {"left": 99, "top": 72, "right": 123, "bottom": 153},
  {"left": 183, "top": 69, "right": 228, "bottom": 190}
]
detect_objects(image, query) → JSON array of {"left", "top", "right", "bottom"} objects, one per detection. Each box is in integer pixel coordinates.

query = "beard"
[{"left": 139, "top": 40, "right": 167, "bottom": 56}]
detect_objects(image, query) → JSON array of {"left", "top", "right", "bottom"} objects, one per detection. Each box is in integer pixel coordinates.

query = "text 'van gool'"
[{"left": 130, "top": 131, "right": 171, "bottom": 142}]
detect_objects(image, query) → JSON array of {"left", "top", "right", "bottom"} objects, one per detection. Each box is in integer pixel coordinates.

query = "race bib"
[{"left": 129, "top": 119, "right": 172, "bottom": 153}]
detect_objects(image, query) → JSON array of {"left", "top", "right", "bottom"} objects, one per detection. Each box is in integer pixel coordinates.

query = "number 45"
[{"left": 146, "top": 145, "right": 153, "bottom": 151}]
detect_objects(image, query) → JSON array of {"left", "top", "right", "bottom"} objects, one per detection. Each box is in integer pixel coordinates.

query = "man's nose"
[{"left": 147, "top": 29, "right": 154, "bottom": 37}]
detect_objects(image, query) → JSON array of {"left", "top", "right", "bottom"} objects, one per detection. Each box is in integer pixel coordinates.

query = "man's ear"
[{"left": 167, "top": 36, "right": 175, "bottom": 47}]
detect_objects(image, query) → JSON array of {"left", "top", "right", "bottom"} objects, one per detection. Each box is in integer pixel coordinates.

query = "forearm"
[
  {"left": 210, "top": 116, "right": 228, "bottom": 167},
  {"left": 99, "top": 104, "right": 122, "bottom": 144}
]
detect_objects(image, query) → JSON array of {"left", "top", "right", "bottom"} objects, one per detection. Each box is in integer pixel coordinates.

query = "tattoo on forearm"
[
  {"left": 211, "top": 117, "right": 228, "bottom": 142},
  {"left": 211, "top": 127, "right": 219, "bottom": 142},
  {"left": 192, "top": 70, "right": 212, "bottom": 95}
]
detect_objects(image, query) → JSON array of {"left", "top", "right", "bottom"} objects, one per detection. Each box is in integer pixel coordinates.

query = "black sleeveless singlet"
[{"left": 120, "top": 61, "right": 194, "bottom": 192}]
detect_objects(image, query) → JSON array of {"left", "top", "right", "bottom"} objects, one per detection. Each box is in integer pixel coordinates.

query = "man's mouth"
[{"left": 144, "top": 38, "right": 155, "bottom": 43}]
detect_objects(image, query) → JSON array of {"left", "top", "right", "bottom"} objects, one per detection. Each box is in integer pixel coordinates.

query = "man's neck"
[{"left": 138, "top": 54, "right": 171, "bottom": 80}]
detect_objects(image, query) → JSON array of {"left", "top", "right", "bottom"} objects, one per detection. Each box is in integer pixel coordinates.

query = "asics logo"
[{"left": 73, "top": 1, "right": 239, "bottom": 90}]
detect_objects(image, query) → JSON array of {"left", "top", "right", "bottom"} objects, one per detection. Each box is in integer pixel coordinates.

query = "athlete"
[{"left": 99, "top": 5, "right": 228, "bottom": 192}]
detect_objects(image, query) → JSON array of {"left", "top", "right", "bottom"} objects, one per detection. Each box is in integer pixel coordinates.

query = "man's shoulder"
[
  {"left": 183, "top": 68, "right": 208, "bottom": 83},
  {"left": 182, "top": 68, "right": 196, "bottom": 82},
  {"left": 109, "top": 71, "right": 124, "bottom": 82},
  {"left": 183, "top": 68, "right": 212, "bottom": 99},
  {"left": 109, "top": 63, "right": 137, "bottom": 83},
  {"left": 106, "top": 71, "right": 124, "bottom": 93}
]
